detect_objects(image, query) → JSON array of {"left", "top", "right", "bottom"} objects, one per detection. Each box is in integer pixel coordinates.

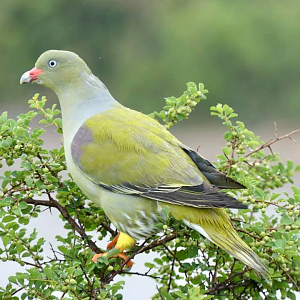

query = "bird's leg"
[
  {"left": 92, "top": 232, "right": 135, "bottom": 269},
  {"left": 92, "top": 251, "right": 133, "bottom": 269},
  {"left": 115, "top": 251, "right": 133, "bottom": 269},
  {"left": 107, "top": 232, "right": 120, "bottom": 250}
]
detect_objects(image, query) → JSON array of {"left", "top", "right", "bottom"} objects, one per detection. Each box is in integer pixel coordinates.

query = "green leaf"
[
  {"left": 12, "top": 207, "right": 21, "bottom": 216},
  {"left": 85, "top": 263, "right": 96, "bottom": 272},
  {"left": 287, "top": 291, "right": 296, "bottom": 300},
  {"left": 222, "top": 147, "right": 232, "bottom": 156},
  {"left": 223, "top": 131, "right": 232, "bottom": 140},
  {"left": 186, "top": 82, "right": 197, "bottom": 94},
  {"left": 281, "top": 215, "right": 293, "bottom": 225},
  {"left": 1, "top": 179, "right": 10, "bottom": 189},
  {"left": 188, "top": 246, "right": 198, "bottom": 258},
  {"left": 39, "top": 119, "right": 49, "bottom": 125},
  {"left": 236, "top": 121, "right": 245, "bottom": 130},
  {"left": 44, "top": 268, "right": 53, "bottom": 278},
  {"left": 2, "top": 216, "right": 15, "bottom": 223},
  {"left": 243, "top": 129, "right": 255, "bottom": 138},
  {"left": 286, "top": 160, "right": 294, "bottom": 171},
  {"left": 275, "top": 239, "right": 286, "bottom": 249},
  {"left": 107, "top": 248, "right": 120, "bottom": 258},
  {"left": 2, "top": 236, "right": 10, "bottom": 247},
  {"left": 144, "top": 262, "right": 155, "bottom": 268},
  {"left": 270, "top": 193, "right": 281, "bottom": 201},
  {"left": 54, "top": 118, "right": 62, "bottom": 128},
  {"left": 18, "top": 201, "right": 28, "bottom": 210},
  {"left": 0, "top": 197, "right": 13, "bottom": 207}
]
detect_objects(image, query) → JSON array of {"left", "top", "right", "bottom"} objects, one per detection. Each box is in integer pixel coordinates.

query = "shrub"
[{"left": 0, "top": 83, "right": 299, "bottom": 299}]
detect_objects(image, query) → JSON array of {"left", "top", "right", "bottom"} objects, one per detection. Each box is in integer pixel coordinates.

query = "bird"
[{"left": 20, "top": 50, "right": 268, "bottom": 275}]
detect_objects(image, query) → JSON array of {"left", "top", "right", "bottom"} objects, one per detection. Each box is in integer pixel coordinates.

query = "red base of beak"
[{"left": 29, "top": 67, "right": 43, "bottom": 81}]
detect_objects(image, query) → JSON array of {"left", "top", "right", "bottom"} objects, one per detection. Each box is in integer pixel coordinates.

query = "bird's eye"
[{"left": 48, "top": 59, "right": 58, "bottom": 68}]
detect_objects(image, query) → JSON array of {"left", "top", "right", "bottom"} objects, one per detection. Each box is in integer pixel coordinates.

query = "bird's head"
[{"left": 20, "top": 50, "right": 92, "bottom": 93}]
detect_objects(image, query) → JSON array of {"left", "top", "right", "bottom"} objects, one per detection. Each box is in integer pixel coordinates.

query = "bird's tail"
[{"left": 169, "top": 206, "right": 268, "bottom": 276}]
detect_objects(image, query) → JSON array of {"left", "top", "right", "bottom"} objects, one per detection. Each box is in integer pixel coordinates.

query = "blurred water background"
[{"left": 0, "top": 0, "right": 300, "bottom": 299}]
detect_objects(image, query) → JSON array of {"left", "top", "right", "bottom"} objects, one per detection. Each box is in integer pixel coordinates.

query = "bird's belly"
[
  {"left": 100, "top": 191, "right": 162, "bottom": 240},
  {"left": 67, "top": 155, "right": 162, "bottom": 240}
]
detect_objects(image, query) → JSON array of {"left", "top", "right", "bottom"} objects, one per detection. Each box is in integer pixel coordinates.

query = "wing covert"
[{"left": 71, "top": 108, "right": 247, "bottom": 209}]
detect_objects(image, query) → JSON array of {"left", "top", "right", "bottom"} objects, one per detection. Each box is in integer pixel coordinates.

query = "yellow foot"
[{"left": 92, "top": 251, "right": 133, "bottom": 269}]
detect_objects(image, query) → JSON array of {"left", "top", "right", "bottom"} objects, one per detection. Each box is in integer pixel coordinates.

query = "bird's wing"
[
  {"left": 180, "top": 145, "right": 246, "bottom": 189},
  {"left": 71, "top": 107, "right": 246, "bottom": 209}
]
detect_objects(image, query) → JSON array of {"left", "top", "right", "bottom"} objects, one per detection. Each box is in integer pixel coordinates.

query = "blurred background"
[
  {"left": 1, "top": 0, "right": 300, "bottom": 126},
  {"left": 0, "top": 0, "right": 300, "bottom": 299}
]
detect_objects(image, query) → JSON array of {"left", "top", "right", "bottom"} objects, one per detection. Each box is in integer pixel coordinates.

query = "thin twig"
[
  {"left": 49, "top": 243, "right": 58, "bottom": 260},
  {"left": 245, "top": 128, "right": 300, "bottom": 158},
  {"left": 157, "top": 285, "right": 165, "bottom": 300},
  {"left": 120, "top": 270, "right": 161, "bottom": 280},
  {"left": 167, "top": 248, "right": 176, "bottom": 292},
  {"left": 11, "top": 287, "right": 24, "bottom": 296},
  {"left": 212, "top": 251, "right": 220, "bottom": 285},
  {"left": 21, "top": 196, "right": 101, "bottom": 254},
  {"left": 227, "top": 139, "right": 236, "bottom": 176},
  {"left": 208, "top": 270, "right": 249, "bottom": 294},
  {"left": 278, "top": 264, "right": 300, "bottom": 291},
  {"left": 162, "top": 243, "right": 189, "bottom": 282},
  {"left": 100, "top": 222, "right": 117, "bottom": 236},
  {"left": 236, "top": 228, "right": 261, "bottom": 241}
]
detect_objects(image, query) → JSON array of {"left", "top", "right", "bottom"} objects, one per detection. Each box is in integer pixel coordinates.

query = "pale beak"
[
  {"left": 20, "top": 71, "right": 31, "bottom": 84},
  {"left": 20, "top": 67, "right": 43, "bottom": 84}
]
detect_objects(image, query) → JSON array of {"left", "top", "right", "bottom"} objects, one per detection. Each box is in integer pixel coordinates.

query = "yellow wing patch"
[{"left": 77, "top": 107, "right": 204, "bottom": 187}]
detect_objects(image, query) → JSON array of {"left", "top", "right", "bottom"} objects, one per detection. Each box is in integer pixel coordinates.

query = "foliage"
[
  {"left": 0, "top": 83, "right": 300, "bottom": 299},
  {"left": 149, "top": 82, "right": 208, "bottom": 129}
]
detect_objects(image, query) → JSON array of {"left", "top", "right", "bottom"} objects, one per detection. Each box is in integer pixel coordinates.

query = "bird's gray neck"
[{"left": 57, "top": 75, "right": 121, "bottom": 141}]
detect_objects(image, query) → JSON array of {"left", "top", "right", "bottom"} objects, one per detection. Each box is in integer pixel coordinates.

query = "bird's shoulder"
[
  {"left": 70, "top": 107, "right": 202, "bottom": 186},
  {"left": 83, "top": 107, "right": 180, "bottom": 148}
]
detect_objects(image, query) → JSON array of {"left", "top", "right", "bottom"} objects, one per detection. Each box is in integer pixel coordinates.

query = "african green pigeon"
[{"left": 20, "top": 50, "right": 268, "bottom": 275}]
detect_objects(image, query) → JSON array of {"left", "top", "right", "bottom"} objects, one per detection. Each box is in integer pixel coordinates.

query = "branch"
[
  {"left": 100, "top": 222, "right": 117, "bottom": 236},
  {"left": 22, "top": 196, "right": 101, "bottom": 254},
  {"left": 50, "top": 197, "right": 101, "bottom": 254},
  {"left": 22, "top": 198, "right": 55, "bottom": 207},
  {"left": 235, "top": 228, "right": 261, "bottom": 241},
  {"left": 278, "top": 263, "right": 300, "bottom": 291},
  {"left": 245, "top": 127, "right": 300, "bottom": 158},
  {"left": 136, "top": 232, "right": 178, "bottom": 254},
  {"left": 11, "top": 287, "right": 25, "bottom": 296},
  {"left": 162, "top": 244, "right": 188, "bottom": 282},
  {"left": 208, "top": 270, "right": 249, "bottom": 294},
  {"left": 167, "top": 248, "right": 176, "bottom": 292},
  {"left": 157, "top": 285, "right": 166, "bottom": 300},
  {"left": 227, "top": 139, "right": 237, "bottom": 176},
  {"left": 120, "top": 270, "right": 161, "bottom": 280},
  {"left": 212, "top": 251, "right": 220, "bottom": 285},
  {"left": 209, "top": 279, "right": 253, "bottom": 294}
]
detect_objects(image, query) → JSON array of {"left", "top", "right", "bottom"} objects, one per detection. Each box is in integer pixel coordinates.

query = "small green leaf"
[
  {"left": 2, "top": 216, "right": 15, "bottom": 223},
  {"left": 281, "top": 215, "right": 293, "bottom": 225},
  {"left": 275, "top": 239, "right": 286, "bottom": 249}
]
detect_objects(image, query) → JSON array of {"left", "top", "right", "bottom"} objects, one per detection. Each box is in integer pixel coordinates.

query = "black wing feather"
[
  {"left": 181, "top": 145, "right": 246, "bottom": 189},
  {"left": 98, "top": 181, "right": 247, "bottom": 209}
]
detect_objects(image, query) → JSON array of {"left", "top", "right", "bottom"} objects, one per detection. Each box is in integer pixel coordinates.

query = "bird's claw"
[{"left": 92, "top": 251, "right": 133, "bottom": 269}]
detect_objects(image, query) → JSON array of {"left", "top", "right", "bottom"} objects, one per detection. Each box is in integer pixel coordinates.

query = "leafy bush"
[{"left": 0, "top": 83, "right": 299, "bottom": 299}]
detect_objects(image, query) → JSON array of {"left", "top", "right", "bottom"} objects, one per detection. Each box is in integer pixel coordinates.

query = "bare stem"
[
  {"left": 245, "top": 128, "right": 300, "bottom": 158},
  {"left": 22, "top": 196, "right": 101, "bottom": 254}
]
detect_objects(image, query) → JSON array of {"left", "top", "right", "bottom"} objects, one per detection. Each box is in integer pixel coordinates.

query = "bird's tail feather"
[{"left": 183, "top": 219, "right": 269, "bottom": 277}]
